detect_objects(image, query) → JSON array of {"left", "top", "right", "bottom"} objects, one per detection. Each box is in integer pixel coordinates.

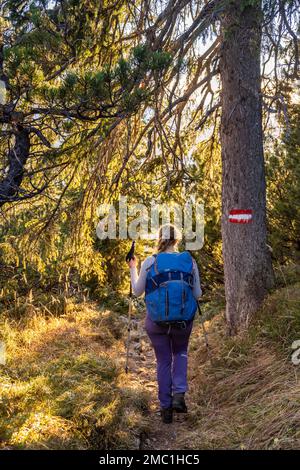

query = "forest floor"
[
  {"left": 1, "top": 266, "right": 300, "bottom": 450},
  {"left": 123, "top": 315, "right": 202, "bottom": 450},
  {"left": 126, "top": 277, "right": 300, "bottom": 450},
  {"left": 125, "top": 317, "right": 209, "bottom": 450}
]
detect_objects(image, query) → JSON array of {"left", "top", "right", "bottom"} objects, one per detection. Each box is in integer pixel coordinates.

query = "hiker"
[{"left": 127, "top": 224, "right": 202, "bottom": 424}]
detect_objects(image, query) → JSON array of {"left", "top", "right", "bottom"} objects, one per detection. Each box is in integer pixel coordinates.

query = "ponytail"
[{"left": 156, "top": 224, "right": 181, "bottom": 253}]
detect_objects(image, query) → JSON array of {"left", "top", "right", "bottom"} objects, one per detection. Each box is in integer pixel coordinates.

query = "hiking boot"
[
  {"left": 172, "top": 393, "right": 187, "bottom": 413},
  {"left": 160, "top": 407, "right": 173, "bottom": 424}
]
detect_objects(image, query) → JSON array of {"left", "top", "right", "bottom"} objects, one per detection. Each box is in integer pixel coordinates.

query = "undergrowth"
[
  {"left": 0, "top": 302, "right": 150, "bottom": 449},
  {"left": 186, "top": 265, "right": 300, "bottom": 450}
]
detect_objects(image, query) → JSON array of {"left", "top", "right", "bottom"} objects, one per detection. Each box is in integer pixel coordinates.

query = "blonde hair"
[{"left": 156, "top": 224, "right": 181, "bottom": 253}]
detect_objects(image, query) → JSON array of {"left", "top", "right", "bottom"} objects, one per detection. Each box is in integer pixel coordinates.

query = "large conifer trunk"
[{"left": 219, "top": 0, "right": 274, "bottom": 334}]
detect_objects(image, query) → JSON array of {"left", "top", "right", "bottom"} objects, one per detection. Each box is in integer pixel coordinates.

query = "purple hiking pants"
[{"left": 145, "top": 314, "right": 194, "bottom": 409}]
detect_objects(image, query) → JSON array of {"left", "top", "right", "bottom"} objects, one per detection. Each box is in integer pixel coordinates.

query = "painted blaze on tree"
[{"left": 220, "top": 0, "right": 274, "bottom": 333}]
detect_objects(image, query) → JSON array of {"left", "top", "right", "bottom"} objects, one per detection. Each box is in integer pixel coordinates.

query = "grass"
[
  {"left": 185, "top": 274, "right": 300, "bottom": 450},
  {"left": 1, "top": 265, "right": 300, "bottom": 450},
  {"left": 0, "top": 300, "right": 150, "bottom": 450}
]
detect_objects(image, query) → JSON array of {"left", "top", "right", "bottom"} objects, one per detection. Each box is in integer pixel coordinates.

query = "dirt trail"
[{"left": 126, "top": 316, "right": 205, "bottom": 450}]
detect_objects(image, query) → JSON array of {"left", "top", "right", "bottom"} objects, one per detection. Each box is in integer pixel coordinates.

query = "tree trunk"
[
  {"left": 0, "top": 41, "right": 30, "bottom": 207},
  {"left": 219, "top": 0, "right": 274, "bottom": 334},
  {"left": 0, "top": 125, "right": 30, "bottom": 207}
]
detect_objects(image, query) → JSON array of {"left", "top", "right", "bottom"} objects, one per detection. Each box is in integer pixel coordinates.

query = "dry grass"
[
  {"left": 0, "top": 301, "right": 150, "bottom": 450},
  {"left": 183, "top": 280, "right": 300, "bottom": 450},
  {"left": 1, "top": 267, "right": 299, "bottom": 450}
]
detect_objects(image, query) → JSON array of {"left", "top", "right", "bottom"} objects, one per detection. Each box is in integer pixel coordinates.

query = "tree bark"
[
  {"left": 0, "top": 125, "right": 30, "bottom": 207},
  {"left": 219, "top": 0, "right": 274, "bottom": 334},
  {"left": 0, "top": 40, "right": 31, "bottom": 207}
]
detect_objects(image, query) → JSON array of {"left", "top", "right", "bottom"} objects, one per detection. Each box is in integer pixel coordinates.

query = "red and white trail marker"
[{"left": 228, "top": 209, "right": 253, "bottom": 224}]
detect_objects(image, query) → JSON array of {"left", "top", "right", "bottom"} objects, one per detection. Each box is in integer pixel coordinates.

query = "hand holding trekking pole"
[
  {"left": 125, "top": 241, "right": 135, "bottom": 373},
  {"left": 126, "top": 241, "right": 136, "bottom": 265},
  {"left": 126, "top": 257, "right": 136, "bottom": 268}
]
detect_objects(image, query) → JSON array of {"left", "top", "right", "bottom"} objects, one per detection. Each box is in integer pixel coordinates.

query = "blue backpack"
[{"left": 145, "top": 251, "right": 197, "bottom": 324}]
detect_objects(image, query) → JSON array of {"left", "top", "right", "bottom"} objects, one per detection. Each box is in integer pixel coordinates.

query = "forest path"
[{"left": 125, "top": 315, "right": 206, "bottom": 450}]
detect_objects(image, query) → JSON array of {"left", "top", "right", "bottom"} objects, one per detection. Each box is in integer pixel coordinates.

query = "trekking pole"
[
  {"left": 197, "top": 300, "right": 212, "bottom": 363},
  {"left": 125, "top": 241, "right": 135, "bottom": 374}
]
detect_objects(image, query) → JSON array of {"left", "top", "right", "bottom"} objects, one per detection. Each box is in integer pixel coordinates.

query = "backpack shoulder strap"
[
  {"left": 184, "top": 249, "right": 193, "bottom": 259},
  {"left": 145, "top": 254, "right": 158, "bottom": 273}
]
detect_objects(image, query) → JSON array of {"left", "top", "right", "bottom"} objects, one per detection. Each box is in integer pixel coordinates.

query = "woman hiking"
[{"left": 127, "top": 224, "right": 202, "bottom": 424}]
